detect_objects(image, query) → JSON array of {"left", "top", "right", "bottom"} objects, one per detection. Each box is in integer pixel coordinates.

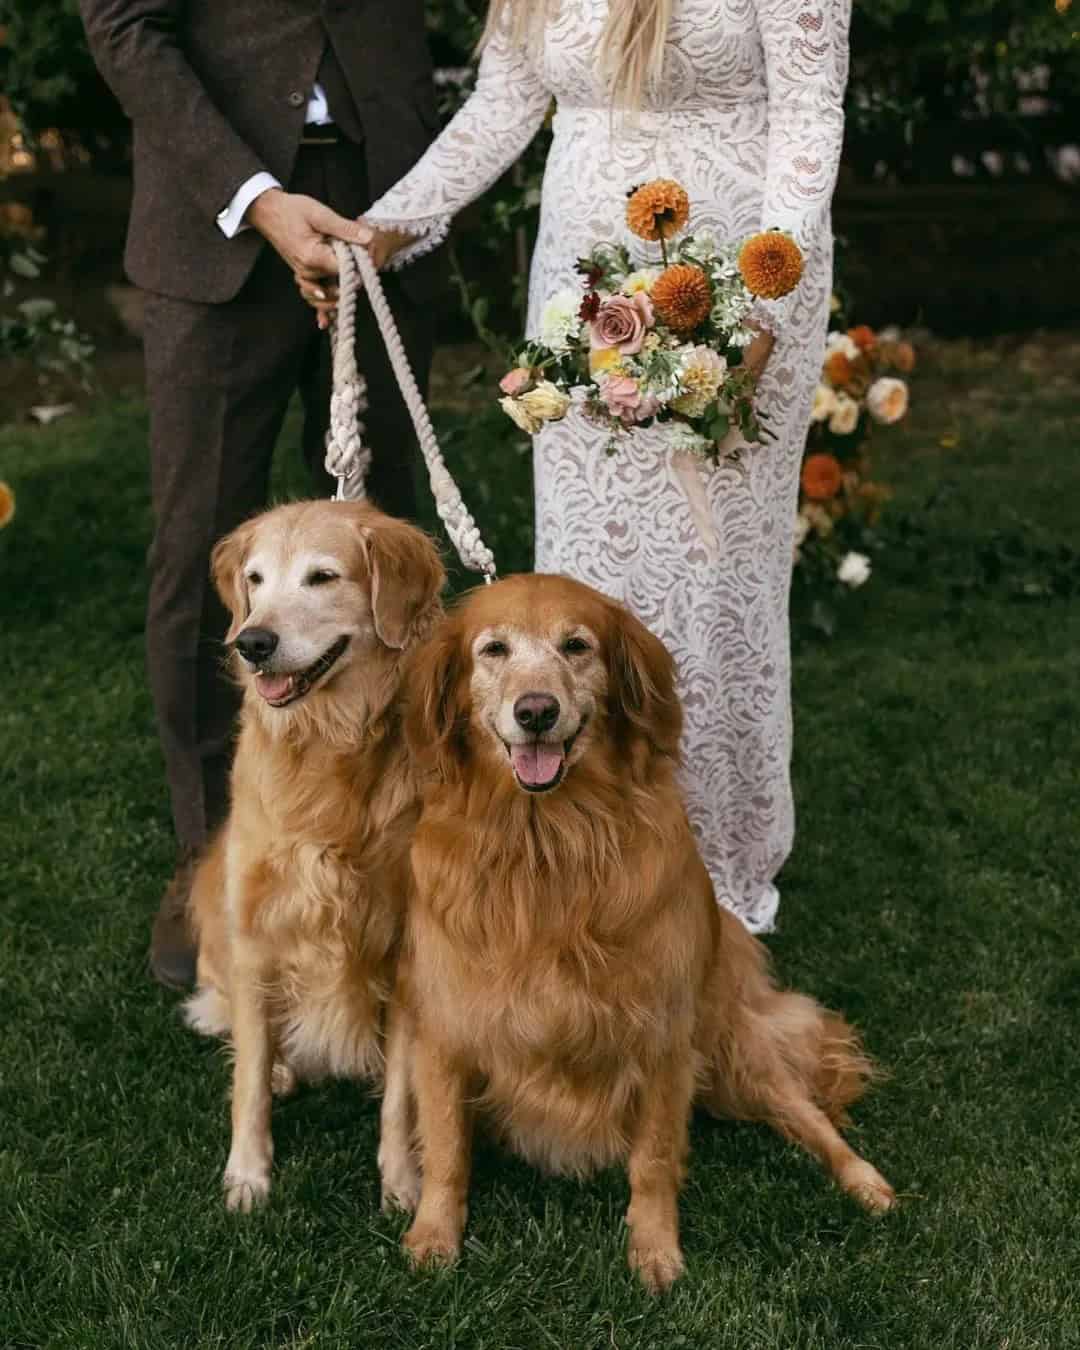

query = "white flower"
[
  {"left": 810, "top": 383, "right": 838, "bottom": 423},
  {"left": 794, "top": 512, "right": 812, "bottom": 546},
  {"left": 622, "top": 268, "right": 660, "bottom": 296},
  {"left": 837, "top": 551, "right": 872, "bottom": 588},
  {"left": 539, "top": 289, "right": 582, "bottom": 353},
  {"left": 825, "top": 331, "right": 860, "bottom": 362},
  {"left": 866, "top": 376, "right": 909, "bottom": 425},
  {"left": 519, "top": 380, "right": 571, "bottom": 425},
  {"left": 667, "top": 420, "right": 711, "bottom": 457},
  {"left": 828, "top": 392, "right": 860, "bottom": 435}
]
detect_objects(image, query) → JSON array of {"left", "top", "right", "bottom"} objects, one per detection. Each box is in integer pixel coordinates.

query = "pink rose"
[
  {"left": 499, "top": 367, "right": 532, "bottom": 396},
  {"left": 590, "top": 293, "right": 654, "bottom": 356},
  {"left": 600, "top": 375, "right": 660, "bottom": 426}
]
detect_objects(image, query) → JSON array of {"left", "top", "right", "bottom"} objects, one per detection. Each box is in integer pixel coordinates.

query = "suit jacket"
[{"left": 80, "top": 0, "right": 444, "bottom": 303}]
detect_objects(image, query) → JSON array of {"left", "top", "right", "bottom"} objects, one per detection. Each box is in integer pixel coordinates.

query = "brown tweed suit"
[{"left": 80, "top": 0, "right": 446, "bottom": 851}]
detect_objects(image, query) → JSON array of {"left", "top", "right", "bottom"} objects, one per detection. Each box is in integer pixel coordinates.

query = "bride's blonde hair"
[{"left": 481, "top": 0, "right": 673, "bottom": 111}]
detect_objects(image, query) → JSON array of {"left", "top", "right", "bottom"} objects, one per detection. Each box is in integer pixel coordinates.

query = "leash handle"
[{"left": 325, "top": 239, "right": 497, "bottom": 583}]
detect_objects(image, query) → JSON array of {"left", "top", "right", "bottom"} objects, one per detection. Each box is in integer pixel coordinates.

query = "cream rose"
[
  {"left": 500, "top": 396, "right": 541, "bottom": 436},
  {"left": 828, "top": 392, "right": 860, "bottom": 435},
  {"left": 810, "top": 383, "right": 838, "bottom": 423},
  {"left": 520, "top": 380, "right": 571, "bottom": 425},
  {"left": 866, "top": 377, "right": 909, "bottom": 425}
]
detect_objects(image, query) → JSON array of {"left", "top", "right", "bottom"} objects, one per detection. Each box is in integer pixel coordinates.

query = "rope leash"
[{"left": 324, "top": 239, "right": 497, "bottom": 583}]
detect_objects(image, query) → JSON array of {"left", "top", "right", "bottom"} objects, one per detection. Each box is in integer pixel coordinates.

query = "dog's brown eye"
[
  {"left": 246, "top": 572, "right": 262, "bottom": 587},
  {"left": 562, "top": 636, "right": 590, "bottom": 655},
  {"left": 306, "top": 570, "right": 338, "bottom": 586},
  {"left": 481, "top": 640, "right": 508, "bottom": 658}
]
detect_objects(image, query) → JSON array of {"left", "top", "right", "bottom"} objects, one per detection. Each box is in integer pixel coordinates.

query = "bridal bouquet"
[{"left": 497, "top": 179, "right": 805, "bottom": 465}]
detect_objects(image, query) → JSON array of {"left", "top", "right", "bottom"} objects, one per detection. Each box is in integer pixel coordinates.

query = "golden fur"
[
  {"left": 184, "top": 500, "right": 444, "bottom": 1213},
  {"left": 397, "top": 574, "right": 894, "bottom": 1291}
]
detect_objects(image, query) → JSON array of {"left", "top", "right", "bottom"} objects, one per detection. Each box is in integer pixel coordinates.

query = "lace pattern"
[{"left": 368, "top": 1, "right": 851, "bottom": 933}]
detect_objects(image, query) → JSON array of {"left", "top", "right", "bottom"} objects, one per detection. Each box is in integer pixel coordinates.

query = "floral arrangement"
[
  {"left": 497, "top": 179, "right": 803, "bottom": 464},
  {"left": 792, "top": 314, "right": 916, "bottom": 633}
]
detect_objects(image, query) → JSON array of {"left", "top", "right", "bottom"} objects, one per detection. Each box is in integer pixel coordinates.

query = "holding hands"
[{"left": 291, "top": 216, "right": 414, "bottom": 329}]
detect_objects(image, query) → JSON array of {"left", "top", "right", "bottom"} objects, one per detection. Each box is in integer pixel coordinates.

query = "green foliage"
[{"left": 0, "top": 238, "right": 95, "bottom": 408}]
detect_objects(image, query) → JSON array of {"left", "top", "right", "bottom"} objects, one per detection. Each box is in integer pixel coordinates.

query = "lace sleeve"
[
  {"left": 365, "top": 25, "right": 552, "bottom": 268},
  {"left": 749, "top": 0, "right": 851, "bottom": 336}
]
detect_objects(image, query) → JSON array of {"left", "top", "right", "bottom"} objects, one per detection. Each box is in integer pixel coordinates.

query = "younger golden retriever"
[
  {"left": 398, "top": 573, "right": 894, "bottom": 1291},
  {"left": 184, "top": 500, "right": 443, "bottom": 1213}
]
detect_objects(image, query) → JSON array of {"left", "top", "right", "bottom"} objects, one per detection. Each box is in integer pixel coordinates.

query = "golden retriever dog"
[
  {"left": 397, "top": 573, "right": 894, "bottom": 1291},
  {"left": 184, "top": 500, "right": 443, "bottom": 1214}
]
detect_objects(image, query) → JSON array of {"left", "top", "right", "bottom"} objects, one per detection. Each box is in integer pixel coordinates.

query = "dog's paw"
[
  {"left": 223, "top": 1168, "right": 271, "bottom": 1213},
  {"left": 403, "top": 1221, "right": 461, "bottom": 1269},
  {"left": 628, "top": 1241, "right": 685, "bottom": 1294},
  {"left": 842, "top": 1160, "right": 896, "bottom": 1214}
]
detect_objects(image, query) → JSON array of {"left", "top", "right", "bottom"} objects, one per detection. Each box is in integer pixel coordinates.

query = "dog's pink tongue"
[
  {"left": 255, "top": 673, "right": 294, "bottom": 703},
  {"left": 511, "top": 742, "right": 563, "bottom": 786}
]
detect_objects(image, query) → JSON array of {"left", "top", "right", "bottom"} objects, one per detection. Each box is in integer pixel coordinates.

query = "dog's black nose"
[
  {"left": 514, "top": 692, "right": 560, "bottom": 734},
  {"left": 234, "top": 627, "right": 279, "bottom": 665}
]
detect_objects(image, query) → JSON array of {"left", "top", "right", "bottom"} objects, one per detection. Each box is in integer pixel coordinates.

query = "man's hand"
[
  {"left": 294, "top": 217, "right": 418, "bottom": 328},
  {"left": 246, "top": 188, "right": 366, "bottom": 280}
]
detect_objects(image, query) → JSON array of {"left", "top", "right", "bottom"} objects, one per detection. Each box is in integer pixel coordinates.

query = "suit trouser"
[{"left": 141, "top": 141, "right": 433, "bottom": 851}]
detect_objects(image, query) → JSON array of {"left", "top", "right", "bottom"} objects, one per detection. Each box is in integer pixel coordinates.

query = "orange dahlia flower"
[
  {"left": 824, "top": 351, "right": 854, "bottom": 387},
  {"left": 0, "top": 480, "right": 15, "bottom": 528},
  {"left": 626, "top": 179, "right": 691, "bottom": 242},
  {"left": 801, "top": 453, "right": 843, "bottom": 502},
  {"left": 847, "top": 324, "right": 877, "bottom": 354},
  {"left": 651, "top": 264, "right": 712, "bottom": 333},
  {"left": 892, "top": 340, "right": 916, "bottom": 374},
  {"left": 738, "top": 230, "right": 804, "bottom": 299}
]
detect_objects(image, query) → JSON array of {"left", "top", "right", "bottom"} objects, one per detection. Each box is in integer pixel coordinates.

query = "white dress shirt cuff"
[{"left": 217, "top": 172, "right": 282, "bottom": 239}]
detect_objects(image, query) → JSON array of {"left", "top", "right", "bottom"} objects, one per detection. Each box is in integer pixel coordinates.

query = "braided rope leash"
[{"left": 325, "top": 239, "right": 497, "bottom": 583}]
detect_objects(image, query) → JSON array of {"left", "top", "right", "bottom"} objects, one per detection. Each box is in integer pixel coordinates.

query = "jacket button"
[{"left": 288, "top": 91, "right": 305, "bottom": 107}]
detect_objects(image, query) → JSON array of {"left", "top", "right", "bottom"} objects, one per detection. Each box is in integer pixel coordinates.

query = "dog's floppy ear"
[
  {"left": 403, "top": 619, "right": 467, "bottom": 780},
  {"left": 608, "top": 604, "right": 683, "bottom": 761},
  {"left": 210, "top": 518, "right": 259, "bottom": 643},
  {"left": 359, "top": 517, "right": 446, "bottom": 651}
]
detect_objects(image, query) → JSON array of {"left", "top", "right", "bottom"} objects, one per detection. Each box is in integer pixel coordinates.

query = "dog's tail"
[{"left": 703, "top": 919, "right": 878, "bottom": 1127}]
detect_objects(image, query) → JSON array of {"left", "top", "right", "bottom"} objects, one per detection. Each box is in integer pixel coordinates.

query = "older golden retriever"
[
  {"left": 397, "top": 573, "right": 893, "bottom": 1291},
  {"left": 184, "top": 500, "right": 443, "bottom": 1213}
]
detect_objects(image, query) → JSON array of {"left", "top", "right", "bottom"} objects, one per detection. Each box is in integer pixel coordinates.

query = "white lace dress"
[{"left": 368, "top": 0, "right": 851, "bottom": 933}]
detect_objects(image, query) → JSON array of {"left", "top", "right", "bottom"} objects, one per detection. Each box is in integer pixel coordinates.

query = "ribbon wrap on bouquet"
[{"left": 324, "top": 239, "right": 497, "bottom": 583}]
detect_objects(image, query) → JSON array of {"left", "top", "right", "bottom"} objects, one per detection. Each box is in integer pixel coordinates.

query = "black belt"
[{"left": 300, "top": 122, "right": 340, "bottom": 145}]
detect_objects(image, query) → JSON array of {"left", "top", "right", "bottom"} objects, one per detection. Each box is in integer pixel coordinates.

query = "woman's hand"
[
  {"left": 743, "top": 326, "right": 776, "bottom": 381},
  {"left": 295, "top": 217, "right": 417, "bottom": 329}
]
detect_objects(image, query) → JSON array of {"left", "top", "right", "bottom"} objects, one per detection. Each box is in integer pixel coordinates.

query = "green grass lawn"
[{"left": 1, "top": 337, "right": 1078, "bottom": 1349}]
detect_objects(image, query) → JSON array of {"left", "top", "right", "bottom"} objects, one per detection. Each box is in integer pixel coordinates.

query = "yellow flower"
[
  {"left": 623, "top": 268, "right": 660, "bottom": 296},
  {"left": 0, "top": 480, "right": 14, "bottom": 528},
  {"left": 589, "top": 346, "right": 625, "bottom": 376},
  {"left": 738, "top": 231, "right": 804, "bottom": 299},
  {"left": 520, "top": 380, "right": 571, "bottom": 424}
]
